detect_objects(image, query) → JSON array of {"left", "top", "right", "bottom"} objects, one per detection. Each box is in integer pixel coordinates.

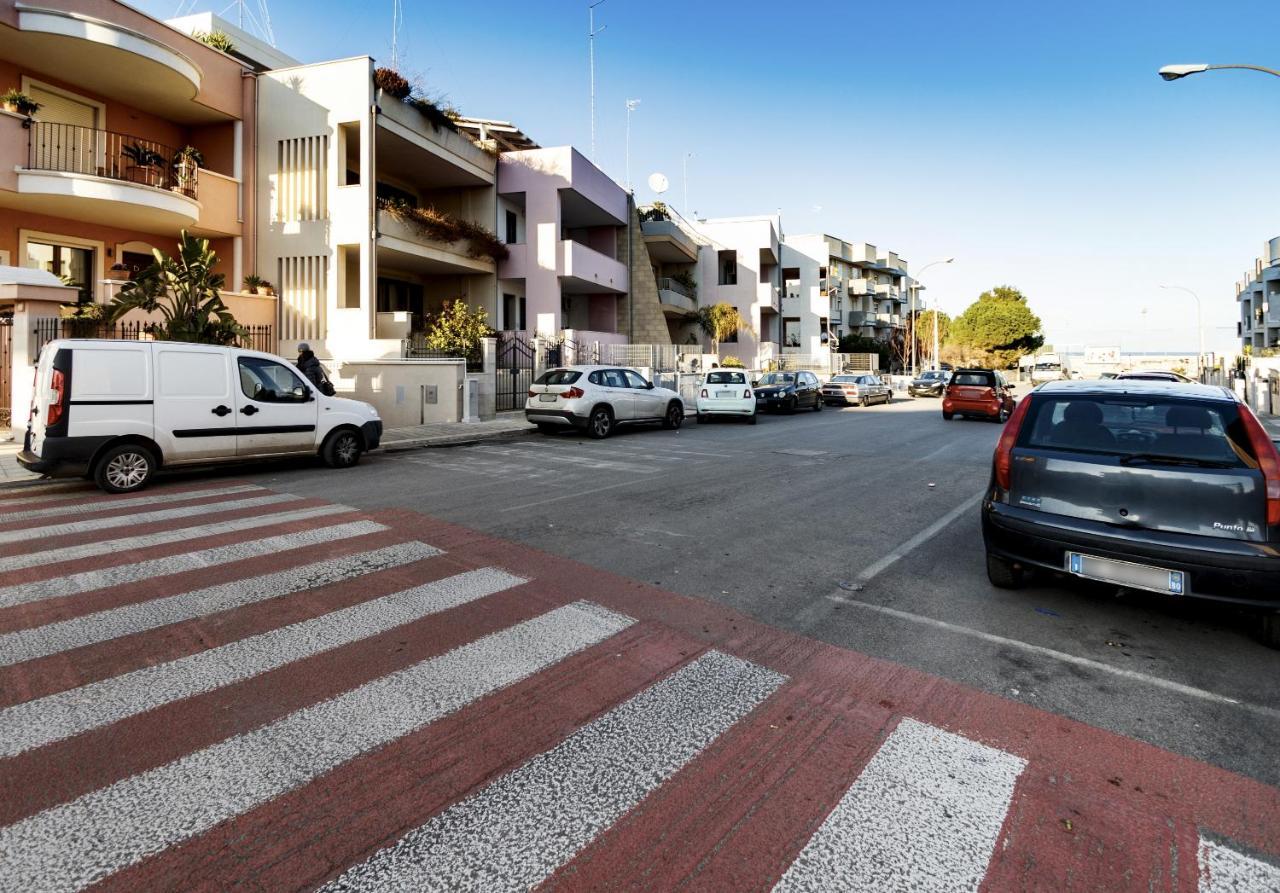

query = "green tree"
[
  {"left": 837, "top": 333, "right": 893, "bottom": 371},
  {"left": 423, "top": 300, "right": 493, "bottom": 368},
  {"left": 696, "top": 302, "right": 753, "bottom": 357},
  {"left": 108, "top": 231, "right": 243, "bottom": 344},
  {"left": 948, "top": 285, "right": 1043, "bottom": 368}
]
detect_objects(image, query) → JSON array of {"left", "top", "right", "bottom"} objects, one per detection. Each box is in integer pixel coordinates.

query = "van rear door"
[{"left": 154, "top": 346, "right": 237, "bottom": 461}]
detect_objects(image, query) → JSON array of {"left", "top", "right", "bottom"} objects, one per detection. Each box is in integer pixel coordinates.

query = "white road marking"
[
  {"left": 0, "top": 601, "right": 633, "bottom": 893},
  {"left": 0, "top": 521, "right": 381, "bottom": 608},
  {"left": 0, "top": 484, "right": 262, "bottom": 522},
  {"left": 824, "top": 597, "right": 1280, "bottom": 723},
  {"left": 500, "top": 478, "right": 649, "bottom": 513},
  {"left": 321, "top": 649, "right": 785, "bottom": 893},
  {"left": 0, "top": 493, "right": 301, "bottom": 545},
  {"left": 1199, "top": 836, "right": 1280, "bottom": 892},
  {"left": 469, "top": 445, "right": 659, "bottom": 475},
  {"left": 852, "top": 490, "right": 985, "bottom": 583},
  {"left": 0, "top": 504, "right": 349, "bottom": 573},
  {"left": 0, "top": 568, "right": 525, "bottom": 757},
  {"left": 0, "top": 486, "right": 102, "bottom": 509},
  {"left": 774, "top": 717, "right": 1025, "bottom": 893},
  {"left": 0, "top": 537, "right": 433, "bottom": 668}
]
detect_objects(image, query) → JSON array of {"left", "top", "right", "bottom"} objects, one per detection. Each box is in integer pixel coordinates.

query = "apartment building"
[
  {"left": 781, "top": 235, "right": 911, "bottom": 353},
  {"left": 0, "top": 0, "right": 254, "bottom": 303},
  {"left": 1235, "top": 235, "right": 1280, "bottom": 352},
  {"left": 687, "top": 215, "right": 783, "bottom": 365},
  {"left": 637, "top": 202, "right": 707, "bottom": 345}
]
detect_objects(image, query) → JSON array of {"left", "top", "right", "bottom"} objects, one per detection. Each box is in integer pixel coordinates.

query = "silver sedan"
[{"left": 821, "top": 374, "right": 892, "bottom": 407}]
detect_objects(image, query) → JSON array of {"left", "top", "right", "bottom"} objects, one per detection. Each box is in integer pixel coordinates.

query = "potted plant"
[
  {"left": 242, "top": 274, "right": 264, "bottom": 294},
  {"left": 259, "top": 280, "right": 275, "bottom": 296},
  {"left": 122, "top": 143, "right": 164, "bottom": 187},
  {"left": 106, "top": 263, "right": 131, "bottom": 282},
  {"left": 1, "top": 89, "right": 39, "bottom": 117},
  {"left": 172, "top": 146, "right": 202, "bottom": 197}
]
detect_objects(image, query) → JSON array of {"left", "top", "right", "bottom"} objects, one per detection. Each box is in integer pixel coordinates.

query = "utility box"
[{"left": 423, "top": 385, "right": 438, "bottom": 405}]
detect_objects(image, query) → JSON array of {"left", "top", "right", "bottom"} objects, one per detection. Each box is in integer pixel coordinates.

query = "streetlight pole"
[
  {"left": 909, "top": 258, "right": 955, "bottom": 377},
  {"left": 624, "top": 99, "right": 640, "bottom": 191},
  {"left": 1160, "top": 284, "right": 1205, "bottom": 376},
  {"left": 588, "top": 1, "right": 606, "bottom": 162},
  {"left": 1159, "top": 63, "right": 1280, "bottom": 81}
]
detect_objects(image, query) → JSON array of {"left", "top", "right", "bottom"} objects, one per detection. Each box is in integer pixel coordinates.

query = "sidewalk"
[{"left": 0, "top": 440, "right": 41, "bottom": 488}]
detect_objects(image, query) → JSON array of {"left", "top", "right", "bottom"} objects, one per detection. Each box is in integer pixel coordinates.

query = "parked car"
[
  {"left": 1115, "top": 370, "right": 1194, "bottom": 383},
  {"left": 19, "top": 339, "right": 382, "bottom": 494},
  {"left": 822, "top": 374, "right": 892, "bottom": 407},
  {"left": 982, "top": 380, "right": 1280, "bottom": 646},
  {"left": 942, "top": 368, "right": 1017, "bottom": 422},
  {"left": 525, "top": 365, "right": 684, "bottom": 438},
  {"left": 752, "top": 371, "right": 823, "bottom": 413},
  {"left": 695, "top": 369, "right": 756, "bottom": 424},
  {"left": 908, "top": 369, "right": 949, "bottom": 398}
]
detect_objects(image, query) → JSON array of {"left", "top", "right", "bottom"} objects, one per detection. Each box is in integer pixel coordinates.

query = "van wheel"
[
  {"left": 94, "top": 444, "right": 156, "bottom": 494},
  {"left": 1260, "top": 613, "right": 1280, "bottom": 649},
  {"left": 986, "top": 553, "right": 1026, "bottom": 589},
  {"left": 322, "top": 429, "right": 363, "bottom": 468}
]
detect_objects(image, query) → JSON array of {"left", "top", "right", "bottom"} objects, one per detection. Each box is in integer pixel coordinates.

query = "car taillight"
[
  {"left": 47, "top": 369, "right": 66, "bottom": 427},
  {"left": 993, "top": 395, "right": 1033, "bottom": 491},
  {"left": 528, "top": 389, "right": 537, "bottom": 397},
  {"left": 701, "top": 388, "right": 709, "bottom": 398},
  {"left": 743, "top": 389, "right": 752, "bottom": 398},
  {"left": 560, "top": 386, "right": 585, "bottom": 399},
  {"left": 1238, "top": 405, "right": 1280, "bottom": 526}
]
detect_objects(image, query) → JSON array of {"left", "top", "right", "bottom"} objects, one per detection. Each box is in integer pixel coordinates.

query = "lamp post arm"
[{"left": 1206, "top": 64, "right": 1280, "bottom": 78}]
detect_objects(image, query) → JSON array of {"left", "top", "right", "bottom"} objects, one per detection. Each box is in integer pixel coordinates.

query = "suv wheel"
[
  {"left": 986, "top": 553, "right": 1026, "bottom": 589},
  {"left": 662, "top": 402, "right": 684, "bottom": 430},
  {"left": 588, "top": 406, "right": 613, "bottom": 439},
  {"left": 94, "top": 443, "right": 156, "bottom": 494}
]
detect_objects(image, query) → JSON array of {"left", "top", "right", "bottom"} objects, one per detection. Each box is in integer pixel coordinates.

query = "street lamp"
[
  {"left": 1159, "top": 63, "right": 1280, "bottom": 81},
  {"left": 1159, "top": 284, "right": 1205, "bottom": 377},
  {"left": 909, "top": 257, "right": 955, "bottom": 376}
]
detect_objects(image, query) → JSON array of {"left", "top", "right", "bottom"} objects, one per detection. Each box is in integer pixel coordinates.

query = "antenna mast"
[
  {"left": 588, "top": 0, "right": 606, "bottom": 161},
  {"left": 390, "top": 0, "right": 404, "bottom": 70}
]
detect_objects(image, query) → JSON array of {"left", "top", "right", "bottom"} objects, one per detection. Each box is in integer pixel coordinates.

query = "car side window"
[
  {"left": 588, "top": 371, "right": 603, "bottom": 385},
  {"left": 603, "top": 370, "right": 627, "bottom": 388},
  {"left": 238, "top": 357, "right": 310, "bottom": 403},
  {"left": 623, "top": 370, "right": 649, "bottom": 389}
]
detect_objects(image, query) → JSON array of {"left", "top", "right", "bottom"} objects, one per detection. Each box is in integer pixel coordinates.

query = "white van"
[{"left": 19, "top": 340, "right": 382, "bottom": 493}]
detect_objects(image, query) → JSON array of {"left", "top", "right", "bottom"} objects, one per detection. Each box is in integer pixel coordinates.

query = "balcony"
[
  {"left": 376, "top": 205, "right": 496, "bottom": 277},
  {"left": 760, "top": 283, "right": 781, "bottom": 313},
  {"left": 848, "top": 311, "right": 869, "bottom": 326},
  {"left": 376, "top": 93, "right": 496, "bottom": 188},
  {"left": 640, "top": 218, "right": 698, "bottom": 263},
  {"left": 849, "top": 278, "right": 874, "bottom": 296},
  {"left": 875, "top": 283, "right": 900, "bottom": 298},
  {"left": 560, "top": 239, "right": 627, "bottom": 294},
  {"left": 657, "top": 277, "right": 697, "bottom": 316}
]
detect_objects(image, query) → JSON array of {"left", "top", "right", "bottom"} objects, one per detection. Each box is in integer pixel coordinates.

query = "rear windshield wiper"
[{"left": 1118, "top": 453, "right": 1235, "bottom": 469}]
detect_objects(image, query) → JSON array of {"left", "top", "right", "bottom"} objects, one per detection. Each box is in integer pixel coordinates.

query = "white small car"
[
  {"left": 525, "top": 365, "right": 685, "bottom": 438},
  {"left": 695, "top": 369, "right": 756, "bottom": 424}
]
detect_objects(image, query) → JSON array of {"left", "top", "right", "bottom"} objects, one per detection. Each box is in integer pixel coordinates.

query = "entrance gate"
[{"left": 495, "top": 333, "right": 535, "bottom": 412}]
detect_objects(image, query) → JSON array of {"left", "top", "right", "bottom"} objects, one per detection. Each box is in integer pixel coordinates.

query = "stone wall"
[{"left": 619, "top": 205, "right": 677, "bottom": 344}]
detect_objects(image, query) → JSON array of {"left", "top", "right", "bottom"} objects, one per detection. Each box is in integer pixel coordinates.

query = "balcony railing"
[
  {"left": 26, "top": 121, "right": 198, "bottom": 198},
  {"left": 658, "top": 277, "right": 695, "bottom": 300}
]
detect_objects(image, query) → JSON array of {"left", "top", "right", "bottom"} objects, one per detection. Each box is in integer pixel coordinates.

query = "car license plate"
[
  {"left": 1065, "top": 552, "right": 1185, "bottom": 595},
  {"left": 716, "top": 390, "right": 734, "bottom": 398},
  {"left": 538, "top": 393, "right": 558, "bottom": 403}
]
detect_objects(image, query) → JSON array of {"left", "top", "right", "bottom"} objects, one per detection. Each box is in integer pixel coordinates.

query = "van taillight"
[
  {"left": 994, "top": 396, "right": 1033, "bottom": 491},
  {"left": 47, "top": 369, "right": 66, "bottom": 426},
  {"left": 1238, "top": 405, "right": 1280, "bottom": 526}
]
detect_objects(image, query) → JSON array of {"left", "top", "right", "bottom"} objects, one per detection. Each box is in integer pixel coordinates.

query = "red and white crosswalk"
[{"left": 0, "top": 480, "right": 1277, "bottom": 892}]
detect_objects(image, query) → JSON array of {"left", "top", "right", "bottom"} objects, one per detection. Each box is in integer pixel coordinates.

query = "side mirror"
[
  {"left": 645, "top": 382, "right": 655, "bottom": 390},
  {"left": 751, "top": 380, "right": 759, "bottom": 387}
]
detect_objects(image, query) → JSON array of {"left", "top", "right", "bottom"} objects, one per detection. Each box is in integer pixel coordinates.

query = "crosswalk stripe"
[
  {"left": 0, "top": 537, "right": 435, "bottom": 668},
  {"left": 320, "top": 649, "right": 786, "bottom": 893},
  {"left": 0, "top": 600, "right": 633, "bottom": 893},
  {"left": 0, "top": 519, "right": 385, "bottom": 609},
  {"left": 773, "top": 717, "right": 1026, "bottom": 893},
  {"left": 0, "top": 567, "right": 526, "bottom": 758},
  {"left": 0, "top": 484, "right": 262, "bottom": 522},
  {"left": 0, "top": 485, "right": 103, "bottom": 509},
  {"left": 1199, "top": 836, "right": 1280, "bottom": 892},
  {"left": 0, "top": 504, "right": 350, "bottom": 574},
  {"left": 0, "top": 493, "right": 300, "bottom": 544}
]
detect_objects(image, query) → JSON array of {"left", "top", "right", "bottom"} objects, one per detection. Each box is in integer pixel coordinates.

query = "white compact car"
[
  {"left": 525, "top": 365, "right": 685, "bottom": 438},
  {"left": 20, "top": 339, "right": 382, "bottom": 493},
  {"left": 695, "top": 369, "right": 756, "bottom": 424}
]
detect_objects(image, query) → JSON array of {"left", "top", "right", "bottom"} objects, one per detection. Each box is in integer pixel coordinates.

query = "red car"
[{"left": 942, "top": 368, "right": 1016, "bottom": 422}]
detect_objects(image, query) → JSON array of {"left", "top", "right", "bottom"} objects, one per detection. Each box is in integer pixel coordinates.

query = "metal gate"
[
  {"left": 495, "top": 333, "right": 535, "bottom": 412},
  {"left": 0, "top": 319, "right": 12, "bottom": 430}
]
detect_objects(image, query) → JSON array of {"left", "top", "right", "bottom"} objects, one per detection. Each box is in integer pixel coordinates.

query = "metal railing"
[
  {"left": 401, "top": 337, "right": 482, "bottom": 371},
  {"left": 34, "top": 318, "right": 273, "bottom": 356},
  {"left": 658, "top": 277, "right": 695, "bottom": 300},
  {"left": 26, "top": 122, "right": 198, "bottom": 198}
]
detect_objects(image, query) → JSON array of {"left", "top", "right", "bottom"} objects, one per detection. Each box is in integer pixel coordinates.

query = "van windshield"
[{"left": 1019, "top": 396, "right": 1257, "bottom": 467}]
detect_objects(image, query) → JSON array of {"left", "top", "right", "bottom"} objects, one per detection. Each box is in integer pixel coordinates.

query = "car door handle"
[
  {"left": 211, "top": 405, "right": 232, "bottom": 417},
  {"left": 241, "top": 405, "right": 259, "bottom": 416}
]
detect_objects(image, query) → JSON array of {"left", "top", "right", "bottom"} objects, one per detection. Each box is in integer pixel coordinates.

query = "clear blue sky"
[{"left": 139, "top": 0, "right": 1280, "bottom": 356}]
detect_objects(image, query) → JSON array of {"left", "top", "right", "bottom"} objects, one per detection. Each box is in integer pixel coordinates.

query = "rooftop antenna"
[
  {"left": 390, "top": 0, "right": 404, "bottom": 70},
  {"left": 624, "top": 99, "right": 640, "bottom": 191},
  {"left": 589, "top": 0, "right": 606, "bottom": 161},
  {"left": 216, "top": 0, "right": 277, "bottom": 46}
]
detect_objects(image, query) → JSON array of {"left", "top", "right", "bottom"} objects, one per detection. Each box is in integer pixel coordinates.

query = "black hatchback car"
[
  {"left": 982, "top": 380, "right": 1280, "bottom": 646},
  {"left": 752, "top": 371, "right": 823, "bottom": 413},
  {"left": 908, "top": 369, "right": 949, "bottom": 397}
]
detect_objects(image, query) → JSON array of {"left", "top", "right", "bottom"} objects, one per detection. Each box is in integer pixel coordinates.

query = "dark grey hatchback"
[{"left": 982, "top": 380, "right": 1280, "bottom": 646}]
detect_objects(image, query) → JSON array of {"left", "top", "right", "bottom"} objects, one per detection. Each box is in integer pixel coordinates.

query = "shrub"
[
  {"left": 721, "top": 356, "right": 745, "bottom": 368},
  {"left": 377, "top": 198, "right": 508, "bottom": 261},
  {"left": 422, "top": 300, "right": 493, "bottom": 369},
  {"left": 407, "top": 95, "right": 460, "bottom": 133},
  {"left": 1, "top": 89, "right": 39, "bottom": 116},
  {"left": 373, "top": 68, "right": 412, "bottom": 99},
  {"left": 193, "top": 30, "right": 236, "bottom": 53}
]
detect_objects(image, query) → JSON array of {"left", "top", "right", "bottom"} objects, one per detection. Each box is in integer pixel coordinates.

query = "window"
[
  {"left": 505, "top": 210, "right": 518, "bottom": 244},
  {"left": 783, "top": 317, "right": 801, "bottom": 347},
  {"left": 339, "top": 244, "right": 361, "bottom": 309},
  {"left": 706, "top": 371, "right": 746, "bottom": 385},
  {"left": 953, "top": 372, "right": 995, "bottom": 387},
  {"left": 375, "top": 182, "right": 416, "bottom": 207},
  {"left": 623, "top": 370, "right": 650, "bottom": 389},
  {"left": 339, "top": 121, "right": 361, "bottom": 186},
  {"left": 238, "top": 356, "right": 311, "bottom": 403},
  {"left": 535, "top": 370, "right": 582, "bottom": 385},
  {"left": 782, "top": 267, "right": 800, "bottom": 283},
  {"left": 819, "top": 267, "right": 828, "bottom": 279},
  {"left": 718, "top": 250, "right": 737, "bottom": 286},
  {"left": 602, "top": 369, "right": 628, "bottom": 388},
  {"left": 26, "top": 240, "right": 94, "bottom": 304}
]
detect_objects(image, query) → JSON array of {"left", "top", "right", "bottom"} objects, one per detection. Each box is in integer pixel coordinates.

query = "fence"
[
  {"left": 27, "top": 122, "right": 198, "bottom": 197},
  {"left": 33, "top": 319, "right": 275, "bottom": 356},
  {"left": 401, "top": 337, "right": 483, "bottom": 372},
  {"left": 608, "top": 343, "right": 680, "bottom": 373}
]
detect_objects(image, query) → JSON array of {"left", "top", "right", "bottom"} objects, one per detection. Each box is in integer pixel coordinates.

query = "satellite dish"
[{"left": 647, "top": 172, "right": 669, "bottom": 194}]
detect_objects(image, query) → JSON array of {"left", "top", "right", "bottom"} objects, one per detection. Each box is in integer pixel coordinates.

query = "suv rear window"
[
  {"left": 535, "top": 370, "right": 581, "bottom": 385},
  {"left": 1019, "top": 395, "right": 1258, "bottom": 467},
  {"left": 706, "top": 371, "right": 746, "bottom": 385}
]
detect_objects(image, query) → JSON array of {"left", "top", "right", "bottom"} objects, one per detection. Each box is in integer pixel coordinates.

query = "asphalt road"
[{"left": 225, "top": 396, "right": 1280, "bottom": 788}]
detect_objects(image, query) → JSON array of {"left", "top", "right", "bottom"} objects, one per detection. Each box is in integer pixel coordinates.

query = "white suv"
[{"left": 525, "top": 366, "right": 685, "bottom": 438}]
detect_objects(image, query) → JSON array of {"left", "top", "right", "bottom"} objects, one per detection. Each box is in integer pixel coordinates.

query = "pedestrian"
[{"left": 296, "top": 343, "right": 333, "bottom": 395}]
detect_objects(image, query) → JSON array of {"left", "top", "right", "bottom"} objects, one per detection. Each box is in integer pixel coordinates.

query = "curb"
[{"left": 379, "top": 426, "right": 536, "bottom": 454}]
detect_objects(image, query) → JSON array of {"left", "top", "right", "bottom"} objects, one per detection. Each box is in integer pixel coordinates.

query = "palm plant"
[
  {"left": 108, "top": 231, "right": 243, "bottom": 345},
  {"left": 695, "top": 302, "right": 754, "bottom": 358}
]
